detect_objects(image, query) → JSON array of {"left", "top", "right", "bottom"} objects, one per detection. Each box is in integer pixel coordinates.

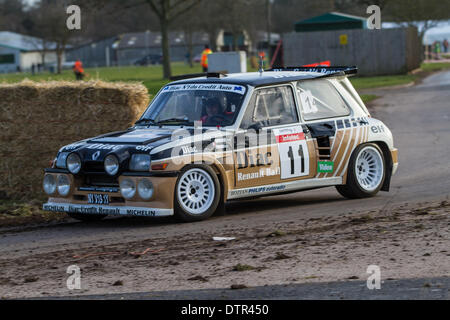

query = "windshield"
[{"left": 138, "top": 83, "right": 247, "bottom": 127}]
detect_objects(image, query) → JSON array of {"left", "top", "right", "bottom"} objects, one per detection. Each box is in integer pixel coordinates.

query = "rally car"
[{"left": 42, "top": 66, "right": 398, "bottom": 222}]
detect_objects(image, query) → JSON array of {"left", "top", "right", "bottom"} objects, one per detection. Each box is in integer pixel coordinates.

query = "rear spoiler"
[{"left": 267, "top": 66, "right": 358, "bottom": 76}]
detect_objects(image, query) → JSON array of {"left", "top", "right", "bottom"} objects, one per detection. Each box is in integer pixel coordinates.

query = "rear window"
[{"left": 296, "top": 79, "right": 350, "bottom": 121}]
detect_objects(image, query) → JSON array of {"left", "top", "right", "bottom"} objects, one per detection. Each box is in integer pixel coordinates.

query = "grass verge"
[
  {"left": 360, "top": 94, "right": 379, "bottom": 104},
  {"left": 350, "top": 74, "right": 417, "bottom": 90},
  {"left": 2, "top": 61, "right": 449, "bottom": 94},
  {"left": 0, "top": 199, "right": 68, "bottom": 227},
  {"left": 420, "top": 62, "right": 450, "bottom": 72}
]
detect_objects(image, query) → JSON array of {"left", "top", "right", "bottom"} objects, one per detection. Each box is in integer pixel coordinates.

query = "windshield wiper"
[
  {"left": 155, "top": 118, "right": 195, "bottom": 126},
  {"left": 134, "top": 118, "right": 156, "bottom": 126}
]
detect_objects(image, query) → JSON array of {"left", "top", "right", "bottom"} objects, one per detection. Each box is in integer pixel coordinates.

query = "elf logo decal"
[
  {"left": 92, "top": 151, "right": 101, "bottom": 160},
  {"left": 136, "top": 145, "right": 152, "bottom": 152},
  {"left": 371, "top": 125, "right": 385, "bottom": 134},
  {"left": 318, "top": 161, "right": 334, "bottom": 173},
  {"left": 64, "top": 143, "right": 85, "bottom": 151}
]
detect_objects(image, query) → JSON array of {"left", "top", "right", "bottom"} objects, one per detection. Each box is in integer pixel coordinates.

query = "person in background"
[
  {"left": 443, "top": 39, "right": 449, "bottom": 53},
  {"left": 31, "top": 63, "right": 35, "bottom": 76},
  {"left": 201, "top": 45, "right": 212, "bottom": 72},
  {"left": 73, "top": 59, "right": 85, "bottom": 80},
  {"left": 434, "top": 41, "right": 441, "bottom": 59}
]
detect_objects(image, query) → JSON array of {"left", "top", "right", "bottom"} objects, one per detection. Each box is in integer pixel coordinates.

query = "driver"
[{"left": 201, "top": 97, "right": 226, "bottom": 125}]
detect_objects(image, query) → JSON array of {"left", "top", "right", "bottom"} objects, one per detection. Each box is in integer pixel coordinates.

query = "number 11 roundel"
[{"left": 273, "top": 126, "right": 310, "bottom": 180}]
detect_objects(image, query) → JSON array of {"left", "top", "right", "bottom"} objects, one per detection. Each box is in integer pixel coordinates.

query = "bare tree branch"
[
  {"left": 145, "top": 0, "right": 162, "bottom": 18},
  {"left": 169, "top": 0, "right": 202, "bottom": 21}
]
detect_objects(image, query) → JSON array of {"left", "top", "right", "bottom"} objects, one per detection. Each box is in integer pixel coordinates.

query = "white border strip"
[
  {"left": 227, "top": 177, "right": 342, "bottom": 200},
  {"left": 43, "top": 203, "right": 173, "bottom": 217}
]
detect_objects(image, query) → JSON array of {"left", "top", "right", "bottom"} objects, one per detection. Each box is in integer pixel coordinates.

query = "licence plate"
[{"left": 88, "top": 194, "right": 110, "bottom": 205}]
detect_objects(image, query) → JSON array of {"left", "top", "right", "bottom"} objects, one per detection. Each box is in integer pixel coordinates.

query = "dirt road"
[{"left": 0, "top": 71, "right": 449, "bottom": 299}]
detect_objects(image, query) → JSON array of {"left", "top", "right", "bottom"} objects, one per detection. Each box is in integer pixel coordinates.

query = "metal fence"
[{"left": 283, "top": 27, "right": 421, "bottom": 76}]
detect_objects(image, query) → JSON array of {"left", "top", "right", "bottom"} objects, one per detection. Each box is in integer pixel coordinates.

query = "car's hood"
[
  {"left": 58, "top": 128, "right": 175, "bottom": 169},
  {"left": 57, "top": 127, "right": 229, "bottom": 172}
]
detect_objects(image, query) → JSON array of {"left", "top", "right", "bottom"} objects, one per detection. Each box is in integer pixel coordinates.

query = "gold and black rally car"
[{"left": 43, "top": 67, "right": 398, "bottom": 222}]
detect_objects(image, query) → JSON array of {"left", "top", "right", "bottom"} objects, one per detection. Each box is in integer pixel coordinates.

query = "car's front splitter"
[{"left": 43, "top": 202, "right": 173, "bottom": 217}]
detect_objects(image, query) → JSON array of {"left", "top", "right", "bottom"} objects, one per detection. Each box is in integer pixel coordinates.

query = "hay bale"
[{"left": 0, "top": 80, "right": 150, "bottom": 200}]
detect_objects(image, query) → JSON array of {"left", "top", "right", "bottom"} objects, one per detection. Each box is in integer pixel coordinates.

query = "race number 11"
[
  {"left": 279, "top": 140, "right": 309, "bottom": 179},
  {"left": 274, "top": 127, "right": 310, "bottom": 180},
  {"left": 287, "top": 144, "right": 305, "bottom": 175}
]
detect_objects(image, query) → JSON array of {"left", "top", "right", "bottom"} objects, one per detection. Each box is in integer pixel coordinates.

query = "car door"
[
  {"left": 296, "top": 79, "right": 364, "bottom": 180},
  {"left": 234, "top": 85, "right": 316, "bottom": 189}
]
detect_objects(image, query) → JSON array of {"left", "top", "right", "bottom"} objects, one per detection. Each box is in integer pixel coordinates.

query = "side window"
[
  {"left": 297, "top": 79, "right": 350, "bottom": 121},
  {"left": 240, "top": 86, "right": 298, "bottom": 129}
]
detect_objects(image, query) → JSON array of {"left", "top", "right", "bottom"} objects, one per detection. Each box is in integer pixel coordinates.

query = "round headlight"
[
  {"left": 138, "top": 179, "right": 154, "bottom": 200},
  {"left": 120, "top": 178, "right": 136, "bottom": 199},
  {"left": 104, "top": 154, "right": 119, "bottom": 176},
  {"left": 67, "top": 153, "right": 81, "bottom": 174},
  {"left": 57, "top": 175, "right": 71, "bottom": 197},
  {"left": 43, "top": 174, "right": 56, "bottom": 195},
  {"left": 130, "top": 154, "right": 151, "bottom": 172},
  {"left": 56, "top": 152, "right": 69, "bottom": 169}
]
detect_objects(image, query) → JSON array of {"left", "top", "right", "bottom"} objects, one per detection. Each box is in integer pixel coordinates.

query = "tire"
[
  {"left": 67, "top": 212, "right": 107, "bottom": 222},
  {"left": 174, "top": 164, "right": 221, "bottom": 222},
  {"left": 336, "top": 143, "right": 386, "bottom": 199}
]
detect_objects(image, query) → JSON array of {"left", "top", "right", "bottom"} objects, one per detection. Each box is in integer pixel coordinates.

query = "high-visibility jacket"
[
  {"left": 201, "top": 49, "right": 212, "bottom": 68},
  {"left": 73, "top": 61, "right": 84, "bottom": 73}
]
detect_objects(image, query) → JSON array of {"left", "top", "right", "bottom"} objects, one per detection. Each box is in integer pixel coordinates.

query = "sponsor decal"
[
  {"left": 371, "top": 125, "right": 385, "bottom": 134},
  {"left": 236, "top": 151, "right": 272, "bottom": 169},
  {"left": 162, "top": 84, "right": 246, "bottom": 95},
  {"left": 43, "top": 204, "right": 66, "bottom": 212},
  {"left": 136, "top": 145, "right": 152, "bottom": 152},
  {"left": 237, "top": 167, "right": 280, "bottom": 181},
  {"left": 276, "top": 132, "right": 305, "bottom": 143},
  {"left": 63, "top": 142, "right": 85, "bottom": 151},
  {"left": 86, "top": 143, "right": 124, "bottom": 151},
  {"left": 318, "top": 161, "right": 334, "bottom": 173},
  {"left": 230, "top": 185, "right": 286, "bottom": 197},
  {"left": 91, "top": 151, "right": 101, "bottom": 160},
  {"left": 125, "top": 209, "right": 156, "bottom": 217},
  {"left": 43, "top": 203, "right": 158, "bottom": 217},
  {"left": 182, "top": 146, "right": 198, "bottom": 154}
]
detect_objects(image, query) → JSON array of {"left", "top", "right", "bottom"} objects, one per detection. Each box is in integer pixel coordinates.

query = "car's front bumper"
[{"left": 43, "top": 202, "right": 173, "bottom": 217}]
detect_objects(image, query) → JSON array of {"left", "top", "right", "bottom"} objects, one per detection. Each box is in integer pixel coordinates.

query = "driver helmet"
[{"left": 205, "top": 97, "right": 225, "bottom": 113}]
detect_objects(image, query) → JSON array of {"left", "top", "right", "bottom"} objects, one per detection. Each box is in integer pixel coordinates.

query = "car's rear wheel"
[
  {"left": 174, "top": 165, "right": 220, "bottom": 222},
  {"left": 336, "top": 143, "right": 385, "bottom": 199},
  {"left": 67, "top": 212, "right": 107, "bottom": 222}
]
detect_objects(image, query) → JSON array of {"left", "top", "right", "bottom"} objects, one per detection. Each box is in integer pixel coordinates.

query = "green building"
[{"left": 295, "top": 12, "right": 368, "bottom": 32}]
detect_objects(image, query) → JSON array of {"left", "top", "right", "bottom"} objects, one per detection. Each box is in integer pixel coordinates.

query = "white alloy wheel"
[
  {"left": 177, "top": 168, "right": 216, "bottom": 215},
  {"left": 355, "top": 146, "right": 384, "bottom": 192}
]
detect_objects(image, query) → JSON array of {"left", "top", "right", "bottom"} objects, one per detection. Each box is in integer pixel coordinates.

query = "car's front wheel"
[
  {"left": 174, "top": 165, "right": 221, "bottom": 222},
  {"left": 336, "top": 143, "right": 386, "bottom": 199}
]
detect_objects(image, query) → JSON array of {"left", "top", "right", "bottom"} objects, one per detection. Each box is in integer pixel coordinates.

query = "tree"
[
  {"left": 144, "top": 0, "right": 202, "bottom": 79},
  {"left": 383, "top": 0, "right": 450, "bottom": 43},
  {"left": 0, "top": 0, "right": 26, "bottom": 33}
]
